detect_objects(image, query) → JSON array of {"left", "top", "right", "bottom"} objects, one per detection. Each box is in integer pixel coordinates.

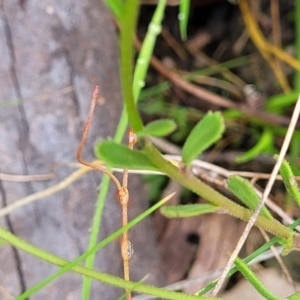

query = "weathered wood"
[{"left": 0, "top": 1, "right": 165, "bottom": 299}]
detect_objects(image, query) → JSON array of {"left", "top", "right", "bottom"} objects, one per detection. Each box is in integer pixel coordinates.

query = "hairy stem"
[
  {"left": 143, "top": 140, "right": 299, "bottom": 242},
  {"left": 0, "top": 226, "right": 217, "bottom": 300}
]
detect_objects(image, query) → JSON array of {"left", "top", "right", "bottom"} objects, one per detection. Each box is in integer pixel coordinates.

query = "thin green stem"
[
  {"left": 82, "top": 174, "right": 111, "bottom": 299},
  {"left": 0, "top": 225, "right": 215, "bottom": 300},
  {"left": 179, "top": 0, "right": 190, "bottom": 40},
  {"left": 120, "top": 0, "right": 143, "bottom": 132},
  {"left": 133, "top": 0, "right": 167, "bottom": 101}
]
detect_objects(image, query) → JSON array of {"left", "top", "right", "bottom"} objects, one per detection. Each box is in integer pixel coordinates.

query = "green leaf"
[
  {"left": 160, "top": 204, "right": 220, "bottom": 218},
  {"left": 236, "top": 128, "right": 273, "bottom": 163},
  {"left": 182, "top": 111, "right": 224, "bottom": 167},
  {"left": 179, "top": 0, "right": 190, "bottom": 40},
  {"left": 95, "top": 141, "right": 159, "bottom": 171},
  {"left": 227, "top": 175, "right": 273, "bottom": 220},
  {"left": 265, "top": 91, "right": 298, "bottom": 113},
  {"left": 137, "top": 119, "right": 176, "bottom": 138},
  {"left": 104, "top": 0, "right": 124, "bottom": 19},
  {"left": 288, "top": 291, "right": 300, "bottom": 299},
  {"left": 277, "top": 157, "right": 300, "bottom": 208}
]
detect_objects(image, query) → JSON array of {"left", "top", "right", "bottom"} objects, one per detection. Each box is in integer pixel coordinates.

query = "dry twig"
[{"left": 0, "top": 173, "right": 54, "bottom": 182}]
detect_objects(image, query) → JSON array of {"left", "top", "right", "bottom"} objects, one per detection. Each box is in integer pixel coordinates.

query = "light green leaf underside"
[
  {"left": 137, "top": 119, "right": 176, "bottom": 138},
  {"left": 95, "top": 141, "right": 159, "bottom": 171},
  {"left": 160, "top": 203, "right": 221, "bottom": 218},
  {"left": 182, "top": 111, "right": 224, "bottom": 167},
  {"left": 227, "top": 175, "right": 273, "bottom": 220}
]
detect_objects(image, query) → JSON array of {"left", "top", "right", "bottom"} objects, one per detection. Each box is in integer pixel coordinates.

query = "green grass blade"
[
  {"left": 236, "top": 128, "right": 273, "bottom": 163},
  {"left": 265, "top": 91, "right": 298, "bottom": 113},
  {"left": 139, "top": 56, "right": 250, "bottom": 101},
  {"left": 178, "top": 0, "right": 190, "bottom": 40},
  {"left": 133, "top": 0, "right": 167, "bottom": 101},
  {"left": 82, "top": 174, "right": 111, "bottom": 299}
]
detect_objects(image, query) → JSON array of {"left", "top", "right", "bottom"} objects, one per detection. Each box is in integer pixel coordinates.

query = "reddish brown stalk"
[
  {"left": 77, "top": 86, "right": 134, "bottom": 300},
  {"left": 119, "top": 129, "right": 137, "bottom": 300},
  {"left": 76, "top": 86, "right": 122, "bottom": 191}
]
